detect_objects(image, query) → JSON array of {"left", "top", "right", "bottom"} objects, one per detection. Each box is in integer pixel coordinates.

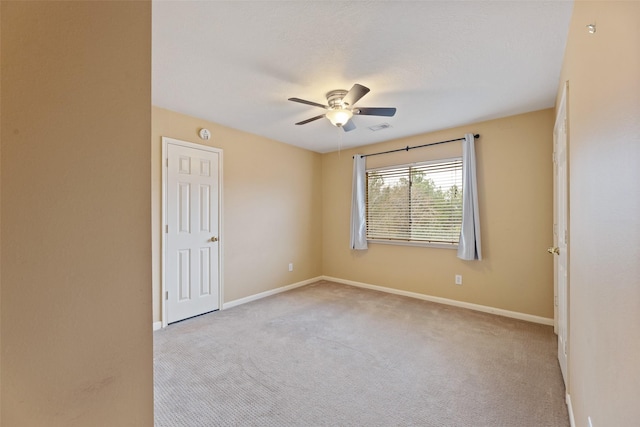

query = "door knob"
[
  {"left": 547, "top": 246, "right": 560, "bottom": 255},
  {"left": 210, "top": 236, "right": 218, "bottom": 242}
]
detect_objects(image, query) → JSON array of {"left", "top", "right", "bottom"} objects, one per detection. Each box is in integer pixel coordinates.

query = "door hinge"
[
  {"left": 165, "top": 291, "right": 169, "bottom": 301},
  {"left": 564, "top": 230, "right": 569, "bottom": 245},
  {"left": 166, "top": 158, "right": 169, "bottom": 167},
  {"left": 554, "top": 296, "right": 558, "bottom": 307},
  {"left": 166, "top": 225, "right": 168, "bottom": 233}
]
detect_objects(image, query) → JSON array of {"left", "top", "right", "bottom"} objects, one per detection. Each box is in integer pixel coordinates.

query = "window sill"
[{"left": 367, "top": 239, "right": 459, "bottom": 250}]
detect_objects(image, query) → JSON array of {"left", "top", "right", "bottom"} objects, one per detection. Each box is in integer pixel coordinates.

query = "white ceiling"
[{"left": 152, "top": 1, "right": 573, "bottom": 153}]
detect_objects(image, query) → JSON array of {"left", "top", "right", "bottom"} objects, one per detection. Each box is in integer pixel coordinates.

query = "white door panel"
[
  {"left": 553, "top": 85, "right": 569, "bottom": 386},
  {"left": 166, "top": 142, "right": 220, "bottom": 323}
]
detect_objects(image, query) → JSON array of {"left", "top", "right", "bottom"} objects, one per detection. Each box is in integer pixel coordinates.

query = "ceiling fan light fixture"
[
  {"left": 325, "top": 108, "right": 353, "bottom": 127},
  {"left": 289, "top": 84, "right": 395, "bottom": 132}
]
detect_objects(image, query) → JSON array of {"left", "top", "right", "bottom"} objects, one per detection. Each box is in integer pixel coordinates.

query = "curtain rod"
[{"left": 355, "top": 134, "right": 480, "bottom": 159}]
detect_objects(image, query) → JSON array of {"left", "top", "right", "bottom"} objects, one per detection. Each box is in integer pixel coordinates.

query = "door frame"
[{"left": 161, "top": 137, "right": 224, "bottom": 328}]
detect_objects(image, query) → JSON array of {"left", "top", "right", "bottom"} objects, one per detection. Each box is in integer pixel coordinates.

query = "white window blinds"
[{"left": 366, "top": 158, "right": 463, "bottom": 245}]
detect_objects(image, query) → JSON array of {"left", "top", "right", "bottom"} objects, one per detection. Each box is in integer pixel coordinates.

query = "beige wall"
[
  {"left": 323, "top": 110, "right": 555, "bottom": 318},
  {"left": 1, "top": 2, "right": 153, "bottom": 426},
  {"left": 0, "top": 1, "right": 2, "bottom": 424},
  {"left": 0, "top": 1, "right": 3, "bottom": 419},
  {"left": 152, "top": 107, "right": 323, "bottom": 322},
  {"left": 559, "top": 1, "right": 640, "bottom": 425}
]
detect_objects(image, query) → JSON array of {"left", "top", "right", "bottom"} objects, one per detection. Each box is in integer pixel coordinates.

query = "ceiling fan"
[{"left": 288, "top": 83, "right": 396, "bottom": 132}]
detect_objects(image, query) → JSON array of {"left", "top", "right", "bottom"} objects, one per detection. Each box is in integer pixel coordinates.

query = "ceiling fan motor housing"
[{"left": 326, "top": 89, "right": 349, "bottom": 108}]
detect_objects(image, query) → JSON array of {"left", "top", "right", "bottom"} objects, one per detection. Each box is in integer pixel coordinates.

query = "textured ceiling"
[{"left": 152, "top": 1, "right": 573, "bottom": 153}]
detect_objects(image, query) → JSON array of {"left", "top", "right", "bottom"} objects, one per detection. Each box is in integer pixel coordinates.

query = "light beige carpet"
[{"left": 154, "top": 280, "right": 569, "bottom": 426}]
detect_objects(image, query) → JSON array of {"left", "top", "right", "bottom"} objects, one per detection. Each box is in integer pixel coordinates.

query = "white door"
[
  {"left": 165, "top": 141, "right": 221, "bottom": 324},
  {"left": 552, "top": 85, "right": 569, "bottom": 386}
]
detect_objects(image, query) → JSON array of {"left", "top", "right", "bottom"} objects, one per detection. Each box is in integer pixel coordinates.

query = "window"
[{"left": 366, "top": 158, "right": 463, "bottom": 246}]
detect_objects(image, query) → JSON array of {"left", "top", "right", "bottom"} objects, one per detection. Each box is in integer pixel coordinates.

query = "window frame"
[{"left": 365, "top": 156, "right": 463, "bottom": 249}]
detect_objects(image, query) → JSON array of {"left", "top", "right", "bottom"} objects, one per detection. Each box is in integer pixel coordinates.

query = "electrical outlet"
[
  {"left": 455, "top": 275, "right": 463, "bottom": 285},
  {"left": 288, "top": 263, "right": 293, "bottom": 272}
]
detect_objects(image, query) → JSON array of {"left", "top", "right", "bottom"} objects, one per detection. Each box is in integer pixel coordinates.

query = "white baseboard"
[
  {"left": 322, "top": 276, "right": 554, "bottom": 326},
  {"left": 222, "top": 276, "right": 323, "bottom": 310},
  {"left": 160, "top": 274, "right": 553, "bottom": 327},
  {"left": 566, "top": 392, "right": 576, "bottom": 427}
]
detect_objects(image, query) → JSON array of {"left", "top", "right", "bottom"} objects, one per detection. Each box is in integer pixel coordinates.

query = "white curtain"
[
  {"left": 350, "top": 154, "right": 368, "bottom": 250},
  {"left": 457, "top": 134, "right": 482, "bottom": 260}
]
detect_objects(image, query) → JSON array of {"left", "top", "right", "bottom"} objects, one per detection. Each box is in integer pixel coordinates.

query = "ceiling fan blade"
[
  {"left": 295, "top": 114, "right": 325, "bottom": 125},
  {"left": 342, "top": 84, "right": 370, "bottom": 107},
  {"left": 288, "top": 97, "right": 328, "bottom": 109},
  {"left": 342, "top": 120, "right": 356, "bottom": 132},
  {"left": 356, "top": 107, "right": 397, "bottom": 117}
]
